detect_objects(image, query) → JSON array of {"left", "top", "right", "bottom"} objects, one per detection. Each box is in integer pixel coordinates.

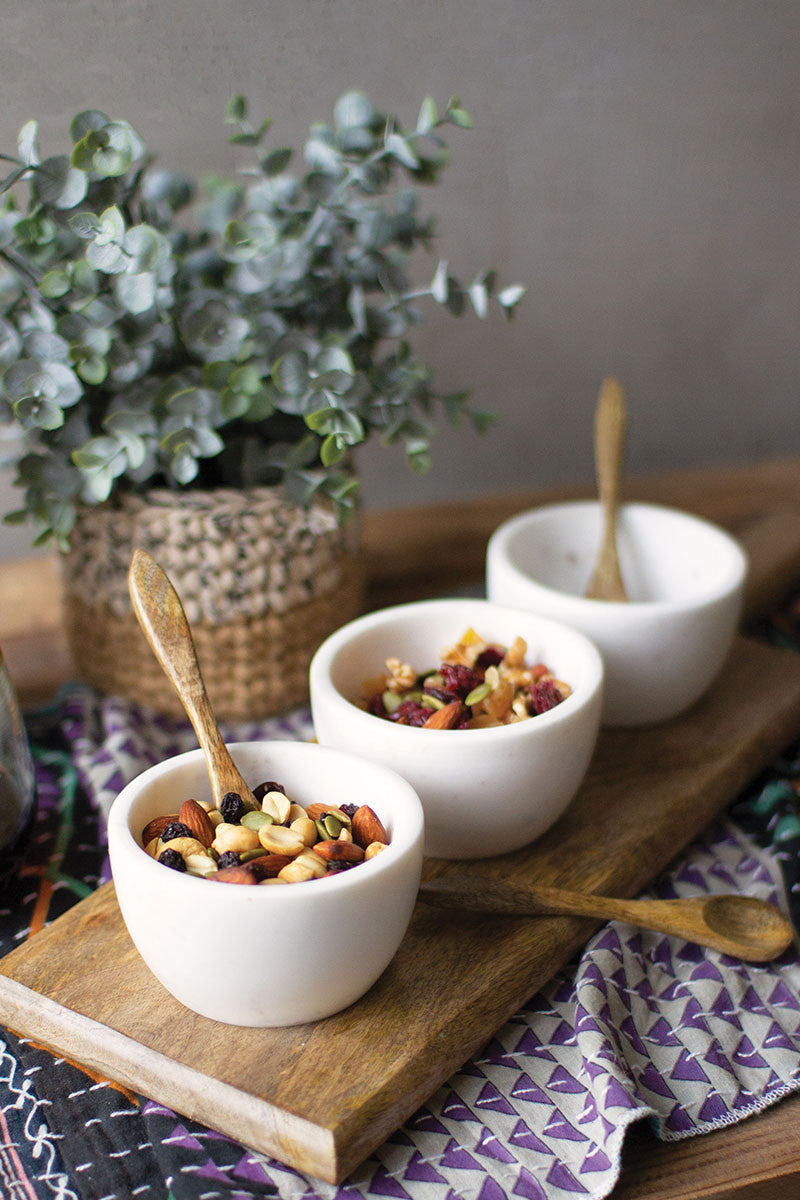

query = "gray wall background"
[{"left": 1, "top": 0, "right": 798, "bottom": 557}]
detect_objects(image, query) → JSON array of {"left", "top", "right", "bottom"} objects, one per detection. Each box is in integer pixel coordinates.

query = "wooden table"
[{"left": 3, "top": 454, "right": 800, "bottom": 1200}]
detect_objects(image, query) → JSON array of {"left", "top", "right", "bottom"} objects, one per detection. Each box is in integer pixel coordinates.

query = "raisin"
[
  {"left": 217, "top": 850, "right": 241, "bottom": 869},
  {"left": 530, "top": 679, "right": 564, "bottom": 715},
  {"left": 158, "top": 848, "right": 186, "bottom": 872},
  {"left": 253, "top": 780, "right": 284, "bottom": 801},
  {"left": 160, "top": 820, "right": 192, "bottom": 842},
  {"left": 220, "top": 792, "right": 245, "bottom": 824},
  {"left": 327, "top": 860, "right": 355, "bottom": 872},
  {"left": 339, "top": 803, "right": 359, "bottom": 819}
]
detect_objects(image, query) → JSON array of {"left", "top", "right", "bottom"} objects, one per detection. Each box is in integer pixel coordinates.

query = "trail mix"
[
  {"left": 362, "top": 627, "right": 572, "bottom": 729},
  {"left": 140, "top": 782, "right": 390, "bottom": 884}
]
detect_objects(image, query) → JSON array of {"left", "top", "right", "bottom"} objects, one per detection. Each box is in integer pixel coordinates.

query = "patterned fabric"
[{"left": 0, "top": 689, "right": 799, "bottom": 1200}]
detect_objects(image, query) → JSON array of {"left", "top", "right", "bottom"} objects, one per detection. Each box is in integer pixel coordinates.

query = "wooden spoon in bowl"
[
  {"left": 419, "top": 874, "right": 794, "bottom": 962},
  {"left": 585, "top": 376, "right": 629, "bottom": 601},
  {"left": 128, "top": 548, "right": 259, "bottom": 811}
]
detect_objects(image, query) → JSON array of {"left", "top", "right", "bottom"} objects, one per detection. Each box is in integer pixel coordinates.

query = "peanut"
[
  {"left": 290, "top": 816, "right": 318, "bottom": 847},
  {"left": 261, "top": 789, "right": 291, "bottom": 823},
  {"left": 257, "top": 823, "right": 305, "bottom": 857},
  {"left": 212, "top": 823, "right": 261, "bottom": 854}
]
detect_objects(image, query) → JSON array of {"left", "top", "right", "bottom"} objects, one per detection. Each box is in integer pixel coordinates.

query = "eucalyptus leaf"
[
  {"left": 69, "top": 211, "right": 103, "bottom": 239},
  {"left": 386, "top": 133, "right": 419, "bottom": 170},
  {"left": 225, "top": 95, "right": 247, "bottom": 123},
  {"left": 430, "top": 259, "right": 449, "bottom": 304},
  {"left": 272, "top": 351, "right": 309, "bottom": 397},
  {"left": 18, "top": 120, "right": 39, "bottom": 166},
  {"left": 334, "top": 91, "right": 376, "bottom": 130},
  {"left": 497, "top": 284, "right": 526, "bottom": 309},
  {"left": 70, "top": 111, "right": 110, "bottom": 142},
  {"left": 261, "top": 147, "right": 292, "bottom": 176},
  {"left": 0, "top": 317, "right": 21, "bottom": 365},
  {"left": 114, "top": 271, "right": 156, "bottom": 314},
  {"left": 33, "top": 156, "right": 87, "bottom": 209},
  {"left": 417, "top": 97, "right": 438, "bottom": 135}
]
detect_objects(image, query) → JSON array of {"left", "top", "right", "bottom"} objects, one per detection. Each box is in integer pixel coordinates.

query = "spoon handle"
[
  {"left": 128, "top": 549, "right": 256, "bottom": 809},
  {"left": 586, "top": 377, "right": 628, "bottom": 601},
  {"left": 419, "top": 875, "right": 793, "bottom": 962}
]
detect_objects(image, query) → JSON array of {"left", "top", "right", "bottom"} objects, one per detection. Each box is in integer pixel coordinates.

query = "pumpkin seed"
[
  {"left": 323, "top": 814, "right": 343, "bottom": 838},
  {"left": 242, "top": 809, "right": 274, "bottom": 831},
  {"left": 382, "top": 689, "right": 404, "bottom": 714},
  {"left": 465, "top": 681, "right": 492, "bottom": 706},
  {"left": 420, "top": 694, "right": 445, "bottom": 710},
  {"left": 240, "top": 847, "right": 270, "bottom": 863}
]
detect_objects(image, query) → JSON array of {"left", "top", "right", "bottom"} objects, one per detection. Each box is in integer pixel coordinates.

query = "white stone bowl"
[
  {"left": 107, "top": 741, "right": 424, "bottom": 1027},
  {"left": 309, "top": 598, "right": 604, "bottom": 859},
  {"left": 486, "top": 501, "right": 748, "bottom": 727}
]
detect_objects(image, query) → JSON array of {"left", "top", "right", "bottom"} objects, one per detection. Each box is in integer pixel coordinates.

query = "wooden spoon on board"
[
  {"left": 585, "top": 376, "right": 629, "bottom": 601},
  {"left": 419, "top": 874, "right": 794, "bottom": 962},
  {"left": 128, "top": 548, "right": 258, "bottom": 811}
]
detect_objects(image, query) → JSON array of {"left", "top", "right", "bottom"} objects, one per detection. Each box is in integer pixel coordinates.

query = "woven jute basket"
[{"left": 60, "top": 486, "right": 364, "bottom": 721}]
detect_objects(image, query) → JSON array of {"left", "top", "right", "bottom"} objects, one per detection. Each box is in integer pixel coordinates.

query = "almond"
[
  {"left": 213, "top": 865, "right": 258, "bottom": 885},
  {"left": 313, "top": 839, "right": 365, "bottom": 863},
  {"left": 179, "top": 798, "right": 215, "bottom": 847},
  {"left": 141, "top": 813, "right": 178, "bottom": 846},
  {"left": 244, "top": 853, "right": 293, "bottom": 879},
  {"left": 423, "top": 699, "right": 464, "bottom": 729},
  {"left": 351, "top": 805, "right": 389, "bottom": 849}
]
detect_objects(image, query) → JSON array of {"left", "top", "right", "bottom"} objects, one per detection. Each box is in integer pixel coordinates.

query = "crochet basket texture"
[{"left": 61, "top": 487, "right": 363, "bottom": 721}]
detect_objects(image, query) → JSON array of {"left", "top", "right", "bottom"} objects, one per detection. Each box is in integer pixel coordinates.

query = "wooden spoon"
[
  {"left": 585, "top": 376, "right": 629, "bottom": 601},
  {"left": 128, "top": 548, "right": 258, "bottom": 811},
  {"left": 419, "top": 874, "right": 794, "bottom": 962}
]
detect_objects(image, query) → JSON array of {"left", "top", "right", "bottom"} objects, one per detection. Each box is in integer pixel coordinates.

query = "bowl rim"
[
  {"left": 309, "top": 596, "right": 605, "bottom": 741},
  {"left": 107, "top": 739, "right": 424, "bottom": 898},
  {"left": 487, "top": 499, "right": 748, "bottom": 615}
]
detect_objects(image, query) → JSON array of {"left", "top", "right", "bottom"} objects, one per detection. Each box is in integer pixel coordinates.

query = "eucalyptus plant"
[{"left": 0, "top": 92, "right": 524, "bottom": 548}]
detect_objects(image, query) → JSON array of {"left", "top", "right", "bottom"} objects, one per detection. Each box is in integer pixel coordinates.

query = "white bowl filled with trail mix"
[
  {"left": 309, "top": 598, "right": 604, "bottom": 858},
  {"left": 107, "top": 741, "right": 424, "bottom": 1026}
]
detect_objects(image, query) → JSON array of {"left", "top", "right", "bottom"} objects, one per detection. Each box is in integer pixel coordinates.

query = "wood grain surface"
[{"left": 2, "top": 633, "right": 800, "bottom": 1181}]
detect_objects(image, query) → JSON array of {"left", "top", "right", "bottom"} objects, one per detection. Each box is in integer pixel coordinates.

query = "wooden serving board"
[{"left": 2, "top": 630, "right": 800, "bottom": 1182}]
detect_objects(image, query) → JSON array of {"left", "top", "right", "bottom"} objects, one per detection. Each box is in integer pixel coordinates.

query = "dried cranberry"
[
  {"left": 367, "top": 692, "right": 389, "bottom": 718},
  {"left": 158, "top": 848, "right": 186, "bottom": 872},
  {"left": 439, "top": 663, "right": 483, "bottom": 698},
  {"left": 253, "top": 780, "right": 284, "bottom": 801},
  {"left": 160, "top": 820, "right": 192, "bottom": 842},
  {"left": 220, "top": 792, "right": 245, "bottom": 824},
  {"left": 530, "top": 679, "right": 564, "bottom": 715},
  {"left": 475, "top": 646, "right": 504, "bottom": 671},
  {"left": 217, "top": 850, "right": 241, "bottom": 869},
  {"left": 392, "top": 700, "right": 432, "bottom": 727}
]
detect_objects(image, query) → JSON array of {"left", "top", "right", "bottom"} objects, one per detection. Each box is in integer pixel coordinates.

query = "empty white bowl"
[
  {"left": 486, "top": 501, "right": 748, "bottom": 727},
  {"left": 108, "top": 741, "right": 424, "bottom": 1026},
  {"left": 309, "top": 598, "right": 604, "bottom": 859}
]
